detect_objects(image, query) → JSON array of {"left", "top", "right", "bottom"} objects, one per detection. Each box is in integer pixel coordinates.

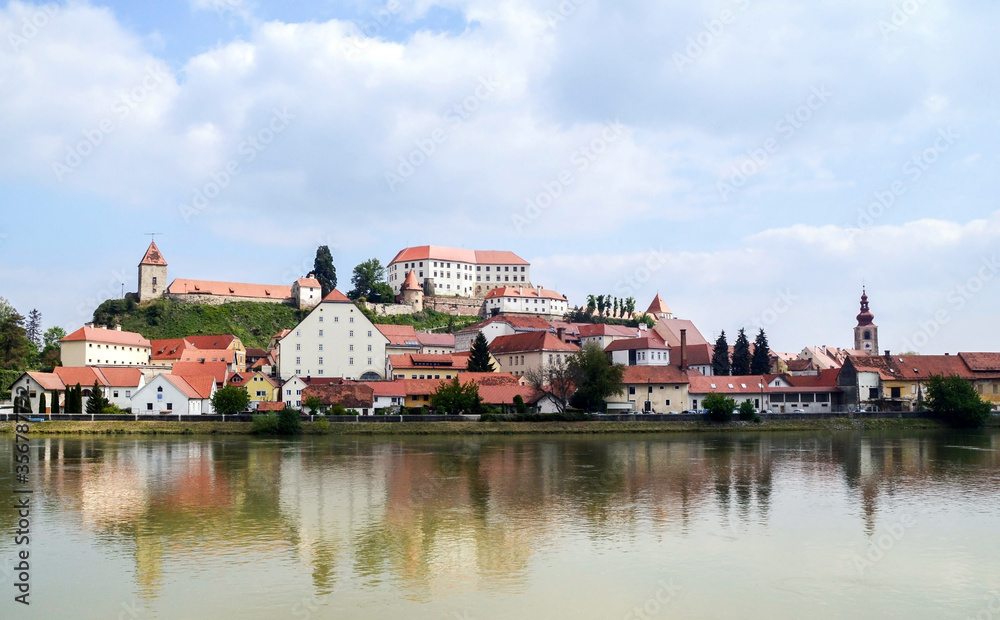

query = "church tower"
[
  {"left": 853, "top": 287, "right": 878, "bottom": 355},
  {"left": 138, "top": 241, "right": 168, "bottom": 302}
]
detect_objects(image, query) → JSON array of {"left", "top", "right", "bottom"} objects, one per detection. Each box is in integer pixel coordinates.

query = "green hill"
[{"left": 92, "top": 298, "right": 307, "bottom": 349}]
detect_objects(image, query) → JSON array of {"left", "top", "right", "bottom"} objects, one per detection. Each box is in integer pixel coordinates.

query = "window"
[
  {"left": 286, "top": 389, "right": 291, "bottom": 396},
  {"left": 157, "top": 386, "right": 163, "bottom": 392},
  {"left": 318, "top": 344, "right": 324, "bottom": 351},
  {"left": 318, "top": 357, "right": 324, "bottom": 365},
  {"left": 113, "top": 391, "right": 119, "bottom": 398},
  {"left": 521, "top": 267, "right": 525, "bottom": 272},
  {"left": 350, "top": 316, "right": 354, "bottom": 323},
  {"left": 350, "top": 344, "right": 354, "bottom": 351},
  {"left": 296, "top": 390, "right": 302, "bottom": 395},
  {"left": 152, "top": 276, "right": 157, "bottom": 284},
  {"left": 335, "top": 316, "right": 339, "bottom": 322},
  {"left": 368, "top": 358, "right": 372, "bottom": 365},
  {"left": 868, "top": 387, "right": 879, "bottom": 400},
  {"left": 319, "top": 330, "right": 324, "bottom": 337},
  {"left": 367, "top": 345, "right": 372, "bottom": 352},
  {"left": 319, "top": 316, "right": 324, "bottom": 322},
  {"left": 486, "top": 266, "right": 490, "bottom": 271},
  {"left": 477, "top": 266, "right": 481, "bottom": 271},
  {"left": 296, "top": 330, "right": 301, "bottom": 336},
  {"left": 368, "top": 330, "right": 372, "bottom": 337},
  {"left": 296, "top": 343, "right": 301, "bottom": 350},
  {"left": 350, "top": 358, "right": 354, "bottom": 365},
  {"left": 296, "top": 357, "right": 301, "bottom": 365},
  {"left": 166, "top": 403, "right": 172, "bottom": 411},
  {"left": 629, "top": 386, "right": 636, "bottom": 395},
  {"left": 318, "top": 369, "right": 324, "bottom": 375},
  {"left": 147, "top": 403, "right": 153, "bottom": 410},
  {"left": 349, "top": 330, "right": 354, "bottom": 337},
  {"left": 126, "top": 390, "right": 131, "bottom": 397}
]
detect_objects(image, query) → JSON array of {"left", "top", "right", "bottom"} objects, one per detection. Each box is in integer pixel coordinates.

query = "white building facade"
[{"left": 386, "top": 246, "right": 531, "bottom": 298}]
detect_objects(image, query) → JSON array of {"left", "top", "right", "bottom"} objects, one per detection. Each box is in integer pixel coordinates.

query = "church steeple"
[
  {"left": 138, "top": 241, "right": 168, "bottom": 302},
  {"left": 853, "top": 287, "right": 878, "bottom": 355}
]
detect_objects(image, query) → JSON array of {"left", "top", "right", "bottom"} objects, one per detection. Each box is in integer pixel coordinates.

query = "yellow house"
[
  {"left": 960, "top": 352, "right": 1000, "bottom": 409},
  {"left": 608, "top": 366, "right": 691, "bottom": 413},
  {"left": 227, "top": 370, "right": 279, "bottom": 404},
  {"left": 186, "top": 335, "right": 247, "bottom": 371}
]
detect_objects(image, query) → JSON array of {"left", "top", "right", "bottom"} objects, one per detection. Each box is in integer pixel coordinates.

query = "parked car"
[
  {"left": 681, "top": 410, "right": 697, "bottom": 414},
  {"left": 760, "top": 409, "right": 773, "bottom": 415},
  {"left": 792, "top": 409, "right": 805, "bottom": 413}
]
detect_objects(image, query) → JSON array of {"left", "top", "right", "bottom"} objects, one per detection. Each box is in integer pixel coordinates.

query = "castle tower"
[
  {"left": 646, "top": 294, "right": 673, "bottom": 320},
  {"left": 138, "top": 241, "right": 168, "bottom": 302},
  {"left": 853, "top": 287, "right": 878, "bottom": 355},
  {"left": 401, "top": 269, "right": 423, "bottom": 312}
]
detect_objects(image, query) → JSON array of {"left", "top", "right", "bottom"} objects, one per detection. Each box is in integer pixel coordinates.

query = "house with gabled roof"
[
  {"left": 605, "top": 333, "right": 671, "bottom": 367},
  {"left": 131, "top": 373, "right": 216, "bottom": 415},
  {"left": 489, "top": 331, "right": 580, "bottom": 378},
  {"left": 60, "top": 325, "right": 152, "bottom": 367},
  {"left": 959, "top": 352, "right": 1000, "bottom": 409},
  {"left": 608, "top": 365, "right": 690, "bottom": 413},
  {"left": 386, "top": 245, "right": 531, "bottom": 298},
  {"left": 9, "top": 366, "right": 147, "bottom": 412},
  {"left": 483, "top": 286, "right": 569, "bottom": 319},
  {"left": 454, "top": 314, "right": 553, "bottom": 351},
  {"left": 226, "top": 370, "right": 279, "bottom": 406}
]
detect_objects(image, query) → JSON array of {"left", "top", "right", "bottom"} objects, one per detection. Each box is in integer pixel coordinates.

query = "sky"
[{"left": 0, "top": 0, "right": 997, "bottom": 355}]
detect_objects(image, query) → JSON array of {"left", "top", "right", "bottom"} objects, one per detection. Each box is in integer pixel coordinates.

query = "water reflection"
[{"left": 1, "top": 430, "right": 999, "bottom": 616}]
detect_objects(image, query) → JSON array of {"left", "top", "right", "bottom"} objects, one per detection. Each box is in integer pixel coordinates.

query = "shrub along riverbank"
[{"left": 2, "top": 415, "right": 996, "bottom": 436}]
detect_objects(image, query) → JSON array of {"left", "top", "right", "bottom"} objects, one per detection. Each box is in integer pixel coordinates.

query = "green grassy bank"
[{"left": 3, "top": 416, "right": 994, "bottom": 436}]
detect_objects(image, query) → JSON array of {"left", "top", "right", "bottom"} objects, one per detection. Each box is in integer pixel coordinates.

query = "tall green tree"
[
  {"left": 596, "top": 295, "right": 606, "bottom": 317},
  {"left": 430, "top": 377, "right": 483, "bottom": 414},
  {"left": 466, "top": 332, "right": 496, "bottom": 372},
  {"left": 568, "top": 342, "right": 625, "bottom": 412},
  {"left": 40, "top": 326, "right": 66, "bottom": 370},
  {"left": 586, "top": 295, "right": 597, "bottom": 316},
  {"left": 211, "top": 385, "right": 251, "bottom": 415},
  {"left": 731, "top": 328, "right": 751, "bottom": 375},
  {"left": 26, "top": 309, "right": 42, "bottom": 352},
  {"left": 38, "top": 391, "right": 47, "bottom": 414},
  {"left": 347, "top": 258, "right": 395, "bottom": 303},
  {"left": 925, "top": 374, "right": 992, "bottom": 428},
  {"left": 313, "top": 245, "right": 337, "bottom": 297},
  {"left": 85, "top": 380, "right": 109, "bottom": 413},
  {"left": 712, "top": 331, "right": 730, "bottom": 376},
  {"left": 0, "top": 297, "right": 33, "bottom": 370},
  {"left": 67, "top": 383, "right": 83, "bottom": 413},
  {"left": 751, "top": 328, "right": 771, "bottom": 375},
  {"left": 50, "top": 390, "right": 60, "bottom": 414}
]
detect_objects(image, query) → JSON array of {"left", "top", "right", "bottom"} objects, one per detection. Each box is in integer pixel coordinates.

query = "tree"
[
  {"left": 568, "top": 342, "right": 625, "bottom": 412},
  {"left": 313, "top": 245, "right": 337, "bottom": 297},
  {"left": 596, "top": 295, "right": 607, "bottom": 317},
  {"left": 26, "top": 309, "right": 41, "bottom": 352},
  {"left": 40, "top": 326, "right": 66, "bottom": 370},
  {"left": 925, "top": 374, "right": 992, "bottom": 428},
  {"left": 430, "top": 377, "right": 483, "bottom": 414},
  {"left": 712, "top": 331, "right": 730, "bottom": 376},
  {"left": 738, "top": 399, "right": 756, "bottom": 421},
  {"left": 731, "top": 328, "right": 751, "bottom": 375},
  {"left": 466, "top": 332, "right": 496, "bottom": 373},
  {"left": 66, "top": 383, "right": 82, "bottom": 413},
  {"left": 523, "top": 355, "right": 577, "bottom": 413},
  {"left": 0, "top": 297, "right": 33, "bottom": 370},
  {"left": 303, "top": 395, "right": 323, "bottom": 415},
  {"left": 704, "top": 392, "right": 735, "bottom": 423},
  {"left": 38, "top": 391, "right": 46, "bottom": 415},
  {"left": 751, "top": 328, "right": 771, "bottom": 375},
  {"left": 586, "top": 295, "right": 597, "bottom": 316},
  {"left": 211, "top": 385, "right": 251, "bottom": 415},
  {"left": 348, "top": 258, "right": 394, "bottom": 303},
  {"left": 50, "top": 390, "right": 60, "bottom": 414},
  {"left": 85, "top": 380, "right": 109, "bottom": 413},
  {"left": 43, "top": 326, "right": 66, "bottom": 348},
  {"left": 513, "top": 394, "right": 527, "bottom": 414}
]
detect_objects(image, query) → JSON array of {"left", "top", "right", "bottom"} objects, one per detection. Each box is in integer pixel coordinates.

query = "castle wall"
[{"left": 166, "top": 293, "right": 291, "bottom": 306}]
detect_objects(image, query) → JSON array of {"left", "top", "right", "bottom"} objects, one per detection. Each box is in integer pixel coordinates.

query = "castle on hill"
[{"left": 136, "top": 241, "right": 321, "bottom": 310}]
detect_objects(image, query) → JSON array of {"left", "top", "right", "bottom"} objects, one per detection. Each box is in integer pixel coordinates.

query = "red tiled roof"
[
  {"left": 139, "top": 241, "right": 167, "bottom": 266},
  {"left": 376, "top": 324, "right": 420, "bottom": 346},
  {"left": 489, "top": 331, "right": 580, "bottom": 355},
  {"left": 256, "top": 401, "right": 285, "bottom": 411},
  {"left": 53, "top": 366, "right": 102, "bottom": 388},
  {"left": 846, "top": 354, "right": 899, "bottom": 380},
  {"left": 458, "top": 372, "right": 521, "bottom": 386},
  {"left": 785, "top": 359, "right": 815, "bottom": 372},
  {"left": 484, "top": 286, "right": 566, "bottom": 301},
  {"left": 322, "top": 289, "right": 352, "bottom": 302},
  {"left": 578, "top": 324, "right": 639, "bottom": 338},
  {"left": 478, "top": 384, "right": 542, "bottom": 405},
  {"left": 96, "top": 367, "right": 144, "bottom": 387},
  {"left": 416, "top": 333, "right": 455, "bottom": 347},
  {"left": 162, "top": 374, "right": 215, "bottom": 399},
  {"left": 62, "top": 326, "right": 151, "bottom": 347},
  {"left": 783, "top": 369, "right": 841, "bottom": 389},
  {"left": 959, "top": 352, "right": 1000, "bottom": 373},
  {"left": 296, "top": 277, "right": 321, "bottom": 288},
  {"left": 168, "top": 279, "right": 292, "bottom": 300},
  {"left": 246, "top": 347, "right": 268, "bottom": 359},
  {"left": 670, "top": 343, "right": 712, "bottom": 368},
  {"left": 460, "top": 315, "right": 553, "bottom": 334},
  {"left": 689, "top": 375, "right": 770, "bottom": 395},
  {"left": 401, "top": 269, "right": 421, "bottom": 291},
  {"left": 185, "top": 335, "right": 237, "bottom": 350},
  {"left": 389, "top": 246, "right": 529, "bottom": 266},
  {"left": 622, "top": 366, "right": 690, "bottom": 384},
  {"left": 25, "top": 372, "right": 64, "bottom": 391},
  {"left": 303, "top": 384, "right": 374, "bottom": 409},
  {"left": 399, "top": 378, "right": 446, "bottom": 396},
  {"left": 646, "top": 294, "right": 671, "bottom": 315},
  {"left": 363, "top": 381, "right": 407, "bottom": 397},
  {"left": 171, "top": 361, "right": 229, "bottom": 385},
  {"left": 652, "top": 319, "right": 710, "bottom": 347},
  {"left": 893, "top": 355, "right": 974, "bottom": 381},
  {"left": 605, "top": 335, "right": 668, "bottom": 352},
  {"left": 151, "top": 338, "right": 192, "bottom": 361}
]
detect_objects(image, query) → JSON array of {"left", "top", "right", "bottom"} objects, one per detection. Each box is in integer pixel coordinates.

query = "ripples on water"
[{"left": 0, "top": 430, "right": 999, "bottom": 619}]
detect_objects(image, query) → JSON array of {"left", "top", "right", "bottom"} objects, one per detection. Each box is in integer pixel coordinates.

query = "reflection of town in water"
[{"left": 1, "top": 431, "right": 999, "bottom": 604}]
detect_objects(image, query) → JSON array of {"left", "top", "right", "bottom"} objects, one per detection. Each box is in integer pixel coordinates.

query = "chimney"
[
  {"left": 680, "top": 329, "right": 688, "bottom": 370},
  {"left": 115, "top": 325, "right": 122, "bottom": 331},
  {"left": 557, "top": 327, "right": 566, "bottom": 342},
  {"left": 884, "top": 350, "right": 891, "bottom": 361}
]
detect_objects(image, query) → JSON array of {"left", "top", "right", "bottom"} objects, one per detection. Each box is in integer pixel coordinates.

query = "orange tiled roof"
[
  {"left": 376, "top": 324, "right": 420, "bottom": 346},
  {"left": 322, "top": 289, "right": 352, "bottom": 302},
  {"left": 296, "top": 277, "right": 321, "bottom": 288},
  {"left": 180, "top": 349, "right": 236, "bottom": 364},
  {"left": 151, "top": 338, "right": 192, "bottom": 361},
  {"left": 303, "top": 383, "right": 374, "bottom": 409},
  {"left": 489, "top": 331, "right": 580, "bottom": 355},
  {"left": 139, "top": 241, "right": 167, "bottom": 266},
  {"left": 256, "top": 402, "right": 286, "bottom": 411},
  {"left": 171, "top": 361, "right": 229, "bottom": 385},
  {"left": 61, "top": 326, "right": 151, "bottom": 347},
  {"left": 362, "top": 381, "right": 407, "bottom": 397},
  {"left": 958, "top": 352, "right": 1000, "bottom": 373},
  {"left": 401, "top": 269, "right": 421, "bottom": 291},
  {"left": 96, "top": 367, "right": 144, "bottom": 387},
  {"left": 605, "top": 335, "right": 668, "bottom": 352},
  {"left": 892, "top": 355, "right": 974, "bottom": 381},
  {"left": 162, "top": 374, "right": 214, "bottom": 399},
  {"left": 416, "top": 333, "right": 455, "bottom": 347},
  {"left": 622, "top": 366, "right": 690, "bottom": 385},
  {"left": 185, "top": 335, "right": 237, "bottom": 350},
  {"left": 25, "top": 372, "right": 65, "bottom": 391},
  {"left": 646, "top": 294, "right": 671, "bottom": 315},
  {"left": 168, "top": 279, "right": 293, "bottom": 300},
  {"left": 389, "top": 245, "right": 529, "bottom": 266},
  {"left": 578, "top": 324, "right": 639, "bottom": 338},
  {"left": 689, "top": 375, "right": 769, "bottom": 395}
]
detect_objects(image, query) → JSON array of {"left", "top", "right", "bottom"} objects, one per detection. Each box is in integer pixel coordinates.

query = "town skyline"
[{"left": 1, "top": 0, "right": 998, "bottom": 354}]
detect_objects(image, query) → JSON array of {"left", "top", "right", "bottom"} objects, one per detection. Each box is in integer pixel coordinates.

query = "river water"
[{"left": 1, "top": 430, "right": 999, "bottom": 619}]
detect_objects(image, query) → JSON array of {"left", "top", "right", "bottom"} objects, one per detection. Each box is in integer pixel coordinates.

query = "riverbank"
[{"left": 3, "top": 416, "right": 995, "bottom": 436}]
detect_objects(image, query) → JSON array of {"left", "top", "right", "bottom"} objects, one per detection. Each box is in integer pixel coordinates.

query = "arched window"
[
  {"left": 863, "top": 330, "right": 871, "bottom": 340},
  {"left": 157, "top": 386, "right": 163, "bottom": 393}
]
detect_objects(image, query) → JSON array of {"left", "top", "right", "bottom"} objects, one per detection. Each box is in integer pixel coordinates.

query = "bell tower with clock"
[{"left": 853, "top": 287, "right": 878, "bottom": 355}]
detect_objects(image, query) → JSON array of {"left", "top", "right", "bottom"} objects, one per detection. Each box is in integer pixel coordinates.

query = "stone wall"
[
  {"left": 362, "top": 302, "right": 415, "bottom": 316},
  {"left": 166, "top": 293, "right": 291, "bottom": 306},
  {"left": 423, "top": 296, "right": 485, "bottom": 316}
]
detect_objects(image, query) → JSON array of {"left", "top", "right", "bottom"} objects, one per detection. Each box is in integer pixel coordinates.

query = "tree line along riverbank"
[{"left": 2, "top": 416, "right": 997, "bottom": 436}]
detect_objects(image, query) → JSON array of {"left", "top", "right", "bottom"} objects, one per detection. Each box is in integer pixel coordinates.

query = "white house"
[
  {"left": 386, "top": 246, "right": 531, "bottom": 298},
  {"left": 483, "top": 286, "right": 569, "bottom": 318},
  {"left": 281, "top": 376, "right": 308, "bottom": 408},
  {"left": 60, "top": 325, "right": 152, "bottom": 367},
  {"left": 605, "top": 335, "right": 671, "bottom": 367},
  {"left": 131, "top": 373, "right": 216, "bottom": 415},
  {"left": 9, "top": 367, "right": 146, "bottom": 413},
  {"left": 277, "top": 289, "right": 390, "bottom": 381}
]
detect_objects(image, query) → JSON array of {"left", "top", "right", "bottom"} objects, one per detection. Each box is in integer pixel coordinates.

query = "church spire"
[{"left": 856, "top": 286, "right": 874, "bottom": 327}]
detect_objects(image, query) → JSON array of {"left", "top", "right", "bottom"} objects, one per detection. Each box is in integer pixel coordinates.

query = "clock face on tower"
[{"left": 864, "top": 342, "right": 872, "bottom": 350}]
